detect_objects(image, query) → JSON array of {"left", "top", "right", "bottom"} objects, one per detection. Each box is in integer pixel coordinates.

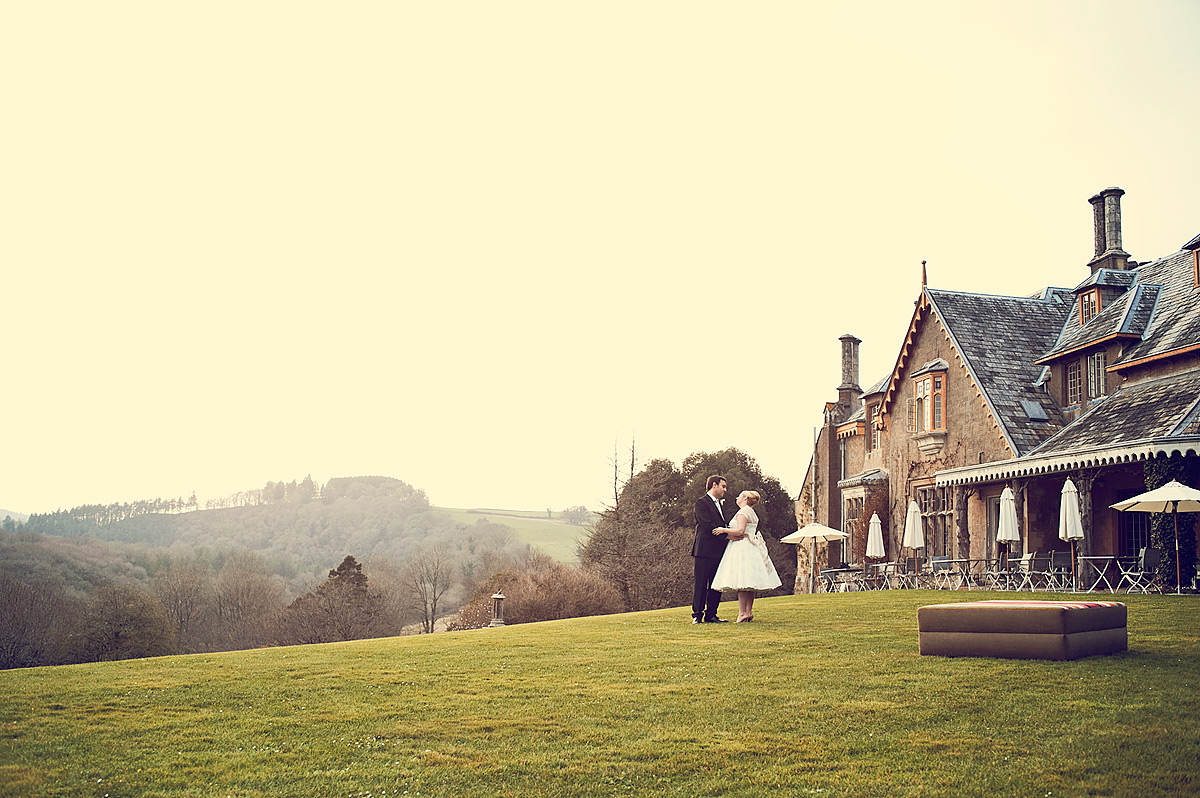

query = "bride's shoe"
[{"left": 736, "top": 614, "right": 753, "bottom": 623}]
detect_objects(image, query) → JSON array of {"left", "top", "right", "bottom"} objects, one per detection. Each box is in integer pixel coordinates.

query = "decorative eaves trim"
[
  {"left": 836, "top": 420, "right": 865, "bottom": 440},
  {"left": 934, "top": 437, "right": 1200, "bottom": 487}
]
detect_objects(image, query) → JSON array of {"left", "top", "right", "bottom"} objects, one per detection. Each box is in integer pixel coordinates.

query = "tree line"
[{"left": 1, "top": 452, "right": 798, "bottom": 669}]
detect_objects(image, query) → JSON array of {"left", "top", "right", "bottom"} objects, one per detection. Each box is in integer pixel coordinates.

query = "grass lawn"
[
  {"left": 1, "top": 591, "right": 1197, "bottom": 797},
  {"left": 436, "top": 507, "right": 585, "bottom": 563}
]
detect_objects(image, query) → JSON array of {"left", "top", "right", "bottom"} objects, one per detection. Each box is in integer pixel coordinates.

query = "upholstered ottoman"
[{"left": 918, "top": 600, "right": 1127, "bottom": 660}]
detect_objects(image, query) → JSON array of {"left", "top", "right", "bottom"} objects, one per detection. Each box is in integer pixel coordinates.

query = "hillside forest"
[{"left": 1, "top": 449, "right": 797, "bottom": 669}]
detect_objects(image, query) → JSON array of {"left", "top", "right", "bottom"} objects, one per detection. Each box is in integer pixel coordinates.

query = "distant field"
[{"left": 435, "top": 507, "right": 590, "bottom": 563}]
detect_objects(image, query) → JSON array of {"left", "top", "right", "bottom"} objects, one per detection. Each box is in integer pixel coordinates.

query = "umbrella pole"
[
  {"left": 1071, "top": 540, "right": 1077, "bottom": 592},
  {"left": 1174, "top": 504, "right": 1181, "bottom": 595},
  {"left": 811, "top": 539, "right": 817, "bottom": 594}
]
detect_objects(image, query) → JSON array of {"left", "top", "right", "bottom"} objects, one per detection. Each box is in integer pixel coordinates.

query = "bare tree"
[
  {"left": 80, "top": 584, "right": 175, "bottom": 662},
  {"left": 401, "top": 545, "right": 453, "bottom": 633},
  {"left": 213, "top": 553, "right": 284, "bottom": 649},
  {"left": 0, "top": 576, "right": 79, "bottom": 668},
  {"left": 151, "top": 559, "right": 213, "bottom": 653}
]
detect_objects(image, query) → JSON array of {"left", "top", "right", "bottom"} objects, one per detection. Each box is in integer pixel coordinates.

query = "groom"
[{"left": 692, "top": 475, "right": 744, "bottom": 623}]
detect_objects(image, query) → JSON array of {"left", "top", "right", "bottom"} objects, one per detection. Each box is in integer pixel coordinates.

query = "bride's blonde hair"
[{"left": 743, "top": 490, "right": 761, "bottom": 506}]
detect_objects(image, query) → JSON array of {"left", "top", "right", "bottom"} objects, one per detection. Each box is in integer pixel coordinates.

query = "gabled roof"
[
  {"left": 1038, "top": 281, "right": 1160, "bottom": 362},
  {"left": 922, "top": 288, "right": 1072, "bottom": 456},
  {"left": 1110, "top": 249, "right": 1200, "bottom": 370}
]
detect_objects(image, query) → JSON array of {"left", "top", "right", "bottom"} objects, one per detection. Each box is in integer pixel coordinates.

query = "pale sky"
[{"left": 5, "top": 2, "right": 1200, "bottom": 516}]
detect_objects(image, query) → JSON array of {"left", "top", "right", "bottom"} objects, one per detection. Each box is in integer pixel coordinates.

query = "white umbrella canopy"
[
  {"left": 998, "top": 486, "right": 1020, "bottom": 570},
  {"left": 998, "top": 487, "right": 1020, "bottom": 544},
  {"left": 1059, "top": 479, "right": 1084, "bottom": 543},
  {"left": 781, "top": 523, "right": 849, "bottom": 543},
  {"left": 782, "top": 523, "right": 849, "bottom": 594},
  {"left": 1109, "top": 480, "right": 1200, "bottom": 513},
  {"left": 1110, "top": 480, "right": 1200, "bottom": 594},
  {"left": 902, "top": 500, "right": 924, "bottom": 551},
  {"left": 866, "top": 513, "right": 886, "bottom": 559},
  {"left": 1059, "top": 478, "right": 1084, "bottom": 590}
]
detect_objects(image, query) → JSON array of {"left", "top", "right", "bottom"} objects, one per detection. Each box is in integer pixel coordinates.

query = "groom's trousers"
[{"left": 692, "top": 555, "right": 722, "bottom": 620}]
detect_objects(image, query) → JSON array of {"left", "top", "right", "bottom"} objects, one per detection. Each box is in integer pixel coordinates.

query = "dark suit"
[{"left": 692, "top": 493, "right": 729, "bottom": 621}]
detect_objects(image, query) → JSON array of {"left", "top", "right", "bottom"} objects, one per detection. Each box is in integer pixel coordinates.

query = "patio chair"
[
  {"left": 848, "top": 565, "right": 871, "bottom": 591},
  {"left": 1118, "top": 547, "right": 1161, "bottom": 594},
  {"left": 1027, "top": 553, "right": 1056, "bottom": 591},
  {"left": 877, "top": 561, "right": 898, "bottom": 589},
  {"left": 930, "top": 556, "right": 954, "bottom": 589},
  {"left": 1048, "top": 550, "right": 1074, "bottom": 591},
  {"left": 985, "top": 558, "right": 1019, "bottom": 590},
  {"left": 1015, "top": 553, "right": 1039, "bottom": 591},
  {"left": 896, "top": 557, "right": 924, "bottom": 589}
]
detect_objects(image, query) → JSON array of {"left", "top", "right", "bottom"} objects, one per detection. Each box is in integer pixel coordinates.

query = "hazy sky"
[{"left": 5, "top": 2, "right": 1200, "bottom": 516}]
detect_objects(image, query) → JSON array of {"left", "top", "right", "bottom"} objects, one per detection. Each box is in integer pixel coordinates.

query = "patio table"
[{"left": 1077, "top": 555, "right": 1119, "bottom": 593}]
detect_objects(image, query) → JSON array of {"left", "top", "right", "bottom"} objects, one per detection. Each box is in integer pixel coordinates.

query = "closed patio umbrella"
[
  {"left": 1110, "top": 480, "right": 1200, "bottom": 594},
  {"left": 782, "top": 523, "right": 849, "bottom": 594},
  {"left": 998, "top": 487, "right": 1020, "bottom": 571},
  {"left": 1059, "top": 478, "right": 1084, "bottom": 591},
  {"left": 901, "top": 499, "right": 924, "bottom": 584},
  {"left": 866, "top": 513, "right": 886, "bottom": 559},
  {"left": 902, "top": 499, "right": 924, "bottom": 555}
]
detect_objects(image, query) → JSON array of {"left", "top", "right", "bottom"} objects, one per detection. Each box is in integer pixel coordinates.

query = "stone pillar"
[
  {"left": 954, "top": 486, "right": 973, "bottom": 560},
  {"left": 1074, "top": 470, "right": 1099, "bottom": 559}
]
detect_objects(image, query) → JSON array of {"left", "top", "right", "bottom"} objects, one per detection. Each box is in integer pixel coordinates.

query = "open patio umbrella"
[
  {"left": 997, "top": 486, "right": 1020, "bottom": 572},
  {"left": 782, "top": 523, "right": 849, "bottom": 594},
  {"left": 1059, "top": 478, "right": 1084, "bottom": 591},
  {"left": 1110, "top": 480, "right": 1200, "bottom": 595}
]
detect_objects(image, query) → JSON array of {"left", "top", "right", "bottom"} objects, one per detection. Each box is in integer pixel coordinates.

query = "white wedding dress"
[{"left": 711, "top": 507, "right": 782, "bottom": 592}]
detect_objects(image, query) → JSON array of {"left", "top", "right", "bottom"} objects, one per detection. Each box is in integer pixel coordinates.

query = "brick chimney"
[
  {"left": 1087, "top": 187, "right": 1130, "bottom": 272},
  {"left": 837, "top": 334, "right": 862, "bottom": 421}
]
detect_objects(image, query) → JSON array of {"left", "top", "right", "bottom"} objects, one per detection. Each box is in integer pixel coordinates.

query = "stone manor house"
[{"left": 797, "top": 187, "right": 1200, "bottom": 589}]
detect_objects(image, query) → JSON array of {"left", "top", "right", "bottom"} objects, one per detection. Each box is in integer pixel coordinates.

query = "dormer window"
[
  {"left": 869, "top": 405, "right": 881, "bottom": 451},
  {"left": 1079, "top": 289, "right": 1100, "bottom": 324}
]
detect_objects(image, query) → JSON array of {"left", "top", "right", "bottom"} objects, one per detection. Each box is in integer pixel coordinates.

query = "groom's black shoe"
[
  {"left": 703, "top": 617, "right": 728, "bottom": 623},
  {"left": 692, "top": 617, "right": 702, "bottom": 624}
]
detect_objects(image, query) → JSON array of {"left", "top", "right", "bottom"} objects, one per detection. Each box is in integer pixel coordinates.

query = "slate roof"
[
  {"left": 1111, "top": 249, "right": 1200, "bottom": 368},
  {"left": 1039, "top": 280, "right": 1161, "bottom": 360},
  {"left": 1073, "top": 268, "right": 1136, "bottom": 292},
  {"left": 862, "top": 374, "right": 890, "bottom": 397},
  {"left": 1028, "top": 369, "right": 1200, "bottom": 456},
  {"left": 925, "top": 288, "right": 1073, "bottom": 456}
]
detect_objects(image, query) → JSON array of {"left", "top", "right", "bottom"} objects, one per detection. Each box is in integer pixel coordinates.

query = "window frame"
[
  {"left": 913, "top": 372, "right": 947, "bottom": 432},
  {"left": 915, "top": 485, "right": 954, "bottom": 557},
  {"left": 1079, "top": 289, "right": 1100, "bottom": 324},
  {"left": 1066, "top": 361, "right": 1082, "bottom": 405},
  {"left": 1087, "top": 350, "right": 1107, "bottom": 399}
]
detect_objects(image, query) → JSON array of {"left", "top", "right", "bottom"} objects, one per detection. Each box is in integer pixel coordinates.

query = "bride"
[{"left": 711, "top": 490, "right": 782, "bottom": 622}]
